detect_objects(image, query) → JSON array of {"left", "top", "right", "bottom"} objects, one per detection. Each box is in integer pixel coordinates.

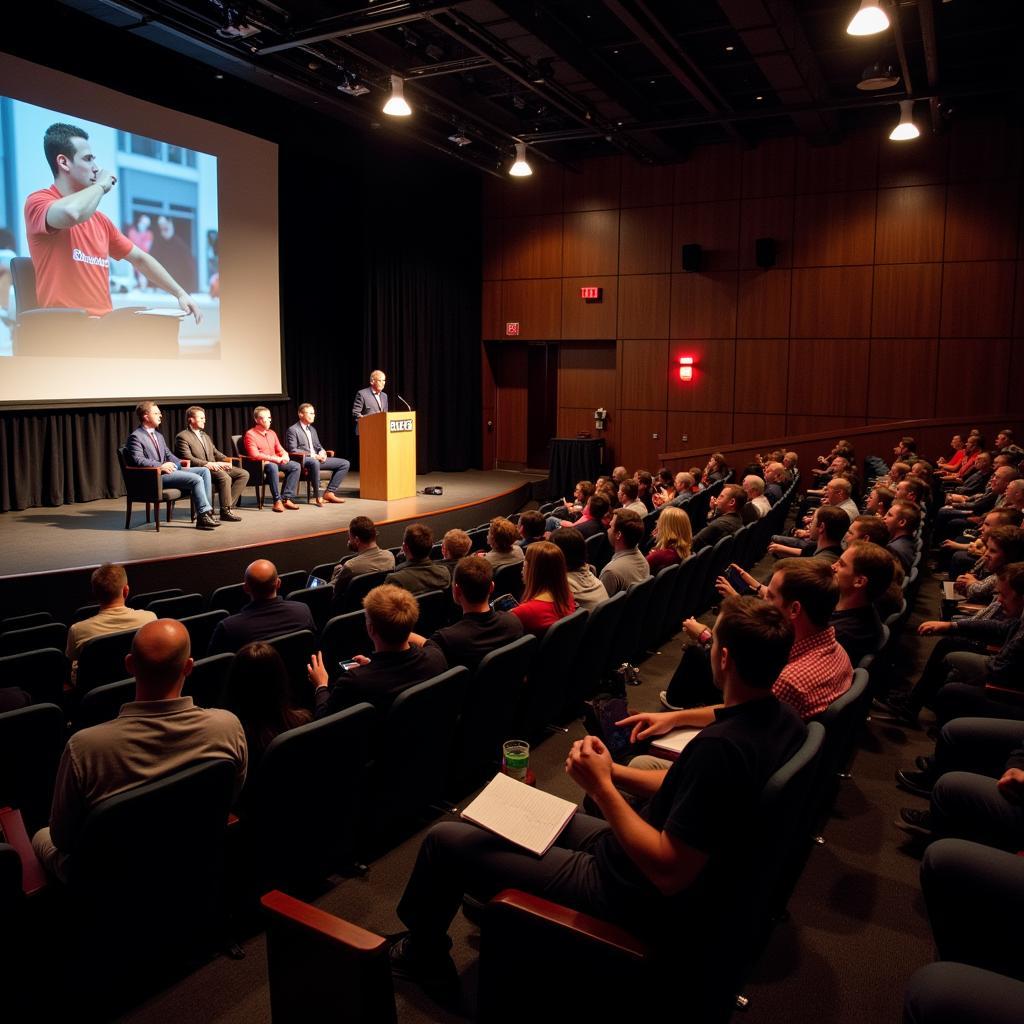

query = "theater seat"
[{"left": 0, "top": 702, "right": 67, "bottom": 834}]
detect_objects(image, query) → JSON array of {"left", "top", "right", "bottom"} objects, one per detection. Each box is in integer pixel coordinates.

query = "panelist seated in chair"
[
  {"left": 285, "top": 402, "right": 349, "bottom": 506},
  {"left": 174, "top": 404, "right": 247, "bottom": 521},
  {"left": 32, "top": 619, "right": 247, "bottom": 883},
  {"left": 244, "top": 405, "right": 301, "bottom": 512},
  {"left": 125, "top": 400, "right": 220, "bottom": 531},
  {"left": 388, "top": 597, "right": 806, "bottom": 1010}
]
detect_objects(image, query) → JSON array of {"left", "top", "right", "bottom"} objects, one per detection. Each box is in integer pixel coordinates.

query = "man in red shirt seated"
[
  {"left": 244, "top": 406, "right": 301, "bottom": 512},
  {"left": 23, "top": 123, "right": 202, "bottom": 320}
]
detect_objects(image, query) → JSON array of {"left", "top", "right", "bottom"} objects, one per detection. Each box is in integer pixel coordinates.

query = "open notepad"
[
  {"left": 460, "top": 772, "right": 577, "bottom": 856},
  {"left": 650, "top": 726, "right": 702, "bottom": 762},
  {"left": 942, "top": 581, "right": 966, "bottom": 602}
]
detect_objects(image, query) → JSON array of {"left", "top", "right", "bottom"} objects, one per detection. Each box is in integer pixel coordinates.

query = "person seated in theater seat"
[
  {"left": 828, "top": 541, "right": 894, "bottom": 666},
  {"left": 439, "top": 528, "right": 472, "bottom": 572},
  {"left": 651, "top": 468, "right": 677, "bottom": 509},
  {"left": 634, "top": 470, "right": 655, "bottom": 513},
  {"left": 329, "top": 515, "right": 396, "bottom": 599},
  {"left": 511, "top": 541, "right": 576, "bottom": 637},
  {"left": 516, "top": 511, "right": 547, "bottom": 551},
  {"left": 408, "top": 557, "right": 523, "bottom": 673},
  {"left": 646, "top": 506, "right": 693, "bottom": 572},
  {"left": 32, "top": 619, "right": 246, "bottom": 882},
  {"left": 599, "top": 509, "right": 650, "bottom": 597},
  {"left": 388, "top": 523, "right": 451, "bottom": 595},
  {"left": 864, "top": 483, "right": 896, "bottom": 518},
  {"left": 224, "top": 642, "right": 311, "bottom": 767},
  {"left": 742, "top": 475, "right": 771, "bottom": 520},
  {"left": 309, "top": 583, "right": 447, "bottom": 717},
  {"left": 769, "top": 505, "right": 846, "bottom": 564},
  {"left": 691, "top": 483, "right": 745, "bottom": 552},
  {"left": 207, "top": 559, "right": 315, "bottom": 655},
  {"left": 66, "top": 562, "right": 156, "bottom": 683},
  {"left": 388, "top": 596, "right": 805, "bottom": 1015},
  {"left": 556, "top": 493, "right": 610, "bottom": 541},
  {"left": 481, "top": 517, "right": 525, "bottom": 569},
  {"left": 549, "top": 527, "right": 608, "bottom": 612},
  {"left": 611, "top": 465, "right": 629, "bottom": 487},
  {"left": 884, "top": 500, "right": 921, "bottom": 572},
  {"left": 936, "top": 433, "right": 967, "bottom": 473},
  {"left": 700, "top": 453, "right": 729, "bottom": 488},
  {"left": 617, "top": 477, "right": 647, "bottom": 517},
  {"left": 763, "top": 461, "right": 787, "bottom": 505},
  {"left": 845, "top": 513, "right": 891, "bottom": 548}
]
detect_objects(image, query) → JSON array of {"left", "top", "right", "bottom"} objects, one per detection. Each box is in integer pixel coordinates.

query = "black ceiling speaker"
[
  {"left": 681, "top": 243, "right": 702, "bottom": 273},
  {"left": 755, "top": 237, "right": 777, "bottom": 269}
]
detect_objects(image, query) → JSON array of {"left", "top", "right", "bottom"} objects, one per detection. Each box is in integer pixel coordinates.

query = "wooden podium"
[{"left": 358, "top": 411, "right": 417, "bottom": 500}]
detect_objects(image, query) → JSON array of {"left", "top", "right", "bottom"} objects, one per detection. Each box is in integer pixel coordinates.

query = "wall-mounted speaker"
[
  {"left": 681, "top": 243, "right": 702, "bottom": 273},
  {"left": 755, "top": 237, "right": 777, "bottom": 269}
]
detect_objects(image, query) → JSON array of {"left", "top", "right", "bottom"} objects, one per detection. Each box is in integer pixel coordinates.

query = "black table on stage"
[{"left": 548, "top": 437, "right": 604, "bottom": 503}]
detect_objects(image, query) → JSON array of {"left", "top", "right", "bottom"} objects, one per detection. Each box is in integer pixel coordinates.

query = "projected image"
[{"left": 0, "top": 97, "right": 219, "bottom": 359}]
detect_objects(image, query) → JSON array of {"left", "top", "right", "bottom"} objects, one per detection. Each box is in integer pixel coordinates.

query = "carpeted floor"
[{"left": 113, "top": 554, "right": 944, "bottom": 1024}]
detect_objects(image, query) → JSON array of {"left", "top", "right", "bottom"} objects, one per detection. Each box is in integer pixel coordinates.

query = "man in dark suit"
[
  {"left": 174, "top": 405, "right": 248, "bottom": 521},
  {"left": 352, "top": 369, "right": 388, "bottom": 433},
  {"left": 284, "top": 402, "right": 349, "bottom": 505},
  {"left": 125, "top": 400, "right": 219, "bottom": 531}
]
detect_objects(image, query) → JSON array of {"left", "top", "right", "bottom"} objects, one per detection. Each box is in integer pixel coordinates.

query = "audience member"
[
  {"left": 389, "top": 524, "right": 451, "bottom": 594},
  {"left": 830, "top": 541, "right": 895, "bottom": 665},
  {"left": 66, "top": 562, "right": 156, "bottom": 682},
  {"left": 330, "top": 515, "right": 396, "bottom": 595},
  {"left": 617, "top": 478, "right": 647, "bottom": 516},
  {"left": 865, "top": 484, "right": 896, "bottom": 517},
  {"left": 310, "top": 584, "right": 447, "bottom": 717},
  {"left": 634, "top": 471, "right": 655, "bottom": 512},
  {"left": 208, "top": 559, "right": 315, "bottom": 655},
  {"left": 599, "top": 508, "right": 650, "bottom": 596},
  {"left": 701, "top": 453, "right": 729, "bottom": 487},
  {"left": 511, "top": 541, "right": 576, "bottom": 637},
  {"left": 885, "top": 501, "right": 921, "bottom": 571},
  {"left": 692, "top": 483, "right": 745, "bottom": 551},
  {"left": 742, "top": 475, "right": 771, "bottom": 519},
  {"left": 482, "top": 517, "right": 525, "bottom": 569},
  {"left": 516, "top": 511, "right": 547, "bottom": 551},
  {"left": 845, "top": 514, "right": 891, "bottom": 548},
  {"left": 646, "top": 506, "right": 692, "bottom": 571},
  {"left": 566, "top": 493, "right": 611, "bottom": 540},
  {"left": 439, "top": 529, "right": 472, "bottom": 571},
  {"left": 549, "top": 527, "right": 608, "bottom": 611},
  {"left": 32, "top": 620, "right": 247, "bottom": 881},
  {"left": 763, "top": 462, "right": 786, "bottom": 505}
]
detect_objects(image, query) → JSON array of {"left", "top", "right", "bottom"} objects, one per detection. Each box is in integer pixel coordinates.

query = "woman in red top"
[
  {"left": 646, "top": 505, "right": 693, "bottom": 571},
  {"left": 936, "top": 433, "right": 966, "bottom": 473},
  {"left": 512, "top": 541, "right": 575, "bottom": 637}
]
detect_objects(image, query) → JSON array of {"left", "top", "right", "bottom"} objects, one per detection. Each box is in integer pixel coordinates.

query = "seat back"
[
  {"left": 642, "top": 562, "right": 679, "bottom": 652},
  {"left": 1, "top": 611, "right": 52, "bottom": 632},
  {"left": 684, "top": 488, "right": 713, "bottom": 534},
  {"left": 699, "top": 533, "right": 735, "bottom": 612},
  {"left": 262, "top": 890, "right": 396, "bottom": 1024},
  {"left": 277, "top": 570, "right": 307, "bottom": 598},
  {"left": 210, "top": 582, "right": 249, "bottom": 615},
  {"left": 0, "top": 621, "right": 67, "bottom": 658},
  {"left": 68, "top": 759, "right": 237, "bottom": 976},
  {"left": 248, "top": 703, "right": 375, "bottom": 888},
  {"left": 322, "top": 610, "right": 373, "bottom": 665},
  {"left": 0, "top": 702, "right": 66, "bottom": 834},
  {"left": 456, "top": 635, "right": 537, "bottom": 793},
  {"left": 605, "top": 575, "right": 655, "bottom": 673},
  {"left": 266, "top": 629, "right": 318, "bottom": 710},
  {"left": 311, "top": 561, "right": 338, "bottom": 582},
  {"left": 75, "top": 626, "right": 140, "bottom": 695},
  {"left": 671, "top": 547, "right": 709, "bottom": 625},
  {"left": 288, "top": 586, "right": 335, "bottom": 633},
  {"left": 585, "top": 531, "right": 613, "bottom": 573},
  {"left": 521, "top": 609, "right": 589, "bottom": 736},
  {"left": 414, "top": 588, "right": 453, "bottom": 637},
  {"left": 128, "top": 587, "right": 184, "bottom": 610},
  {"left": 814, "top": 668, "right": 870, "bottom": 786},
  {"left": 0, "top": 648, "right": 67, "bottom": 705},
  {"left": 572, "top": 591, "right": 626, "bottom": 706},
  {"left": 75, "top": 677, "right": 135, "bottom": 730},
  {"left": 146, "top": 593, "right": 205, "bottom": 619},
  {"left": 343, "top": 570, "right": 391, "bottom": 613},
  {"left": 492, "top": 561, "right": 524, "bottom": 600},
  {"left": 180, "top": 609, "right": 229, "bottom": 658},
  {"left": 183, "top": 653, "right": 235, "bottom": 708},
  {"left": 10, "top": 256, "right": 38, "bottom": 313}
]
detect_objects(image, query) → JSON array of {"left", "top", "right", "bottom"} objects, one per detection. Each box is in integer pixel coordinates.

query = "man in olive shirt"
[{"left": 388, "top": 523, "right": 450, "bottom": 595}]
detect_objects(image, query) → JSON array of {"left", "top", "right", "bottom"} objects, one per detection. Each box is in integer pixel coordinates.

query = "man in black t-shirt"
[
  {"left": 408, "top": 557, "right": 522, "bottom": 673},
  {"left": 390, "top": 597, "right": 806, "bottom": 1007}
]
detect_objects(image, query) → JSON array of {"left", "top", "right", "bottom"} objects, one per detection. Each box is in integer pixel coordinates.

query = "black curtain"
[{"left": 0, "top": 7, "right": 483, "bottom": 512}]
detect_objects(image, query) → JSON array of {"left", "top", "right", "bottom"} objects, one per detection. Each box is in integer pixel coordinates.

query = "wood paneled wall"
[{"left": 481, "top": 113, "right": 1024, "bottom": 472}]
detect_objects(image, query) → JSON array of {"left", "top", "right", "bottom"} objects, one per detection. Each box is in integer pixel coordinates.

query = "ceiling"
[{"left": 61, "top": 0, "right": 1023, "bottom": 177}]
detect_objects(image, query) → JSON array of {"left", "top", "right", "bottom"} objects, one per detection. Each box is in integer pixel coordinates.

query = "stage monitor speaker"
[
  {"left": 680, "top": 244, "right": 702, "bottom": 273},
  {"left": 755, "top": 237, "right": 777, "bottom": 269}
]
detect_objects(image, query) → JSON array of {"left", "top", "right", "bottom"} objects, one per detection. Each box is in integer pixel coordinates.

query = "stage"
[{"left": 0, "top": 469, "right": 547, "bottom": 622}]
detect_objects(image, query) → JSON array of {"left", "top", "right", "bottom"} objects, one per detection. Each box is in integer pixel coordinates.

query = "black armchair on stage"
[{"left": 116, "top": 446, "right": 189, "bottom": 531}]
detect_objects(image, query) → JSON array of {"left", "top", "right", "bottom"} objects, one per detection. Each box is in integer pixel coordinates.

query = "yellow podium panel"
[{"left": 358, "top": 412, "right": 416, "bottom": 501}]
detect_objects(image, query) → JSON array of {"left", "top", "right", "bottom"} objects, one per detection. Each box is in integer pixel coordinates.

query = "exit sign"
[
  {"left": 505, "top": 322, "right": 520, "bottom": 336},
  {"left": 579, "top": 286, "right": 603, "bottom": 302}
]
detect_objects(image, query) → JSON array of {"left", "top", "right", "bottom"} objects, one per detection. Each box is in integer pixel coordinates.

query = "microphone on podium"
[{"left": 396, "top": 393, "right": 413, "bottom": 411}]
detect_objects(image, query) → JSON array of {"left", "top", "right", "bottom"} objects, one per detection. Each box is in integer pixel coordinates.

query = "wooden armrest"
[
  {"left": 985, "top": 684, "right": 1024, "bottom": 706},
  {"left": 489, "top": 889, "right": 648, "bottom": 960},
  {"left": 261, "top": 889, "right": 387, "bottom": 954},
  {"left": 180, "top": 459, "right": 190, "bottom": 467},
  {"left": 227, "top": 812, "right": 240, "bottom": 828},
  {"left": 228, "top": 456, "right": 242, "bottom": 464},
  {"left": 123, "top": 465, "right": 162, "bottom": 474},
  {"left": 325, "top": 449, "right": 335, "bottom": 457},
  {"left": 0, "top": 807, "right": 48, "bottom": 896}
]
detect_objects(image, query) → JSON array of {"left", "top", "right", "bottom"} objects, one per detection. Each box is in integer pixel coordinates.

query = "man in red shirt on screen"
[{"left": 23, "top": 122, "right": 202, "bottom": 321}]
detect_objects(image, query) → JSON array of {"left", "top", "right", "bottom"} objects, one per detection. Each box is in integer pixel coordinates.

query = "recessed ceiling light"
[
  {"left": 755, "top": 95, "right": 763, "bottom": 101},
  {"left": 725, "top": 45, "right": 734, "bottom": 52}
]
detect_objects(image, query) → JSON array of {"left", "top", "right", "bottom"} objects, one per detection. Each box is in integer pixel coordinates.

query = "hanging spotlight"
[
  {"left": 382, "top": 75, "right": 411, "bottom": 116},
  {"left": 509, "top": 142, "right": 532, "bottom": 177},
  {"left": 889, "top": 99, "right": 920, "bottom": 141},
  {"left": 846, "top": 0, "right": 889, "bottom": 36},
  {"left": 857, "top": 61, "right": 900, "bottom": 91}
]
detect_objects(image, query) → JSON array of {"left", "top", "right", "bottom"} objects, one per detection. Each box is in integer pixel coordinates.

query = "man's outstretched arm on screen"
[{"left": 125, "top": 246, "right": 203, "bottom": 324}]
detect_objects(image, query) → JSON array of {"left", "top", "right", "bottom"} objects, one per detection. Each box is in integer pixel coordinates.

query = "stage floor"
[{"left": 0, "top": 469, "right": 544, "bottom": 579}]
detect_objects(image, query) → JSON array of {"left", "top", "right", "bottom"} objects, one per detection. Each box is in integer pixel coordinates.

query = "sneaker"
[
  {"left": 219, "top": 509, "right": 242, "bottom": 522},
  {"left": 388, "top": 933, "right": 461, "bottom": 1011},
  {"left": 895, "top": 768, "right": 934, "bottom": 798},
  {"left": 196, "top": 515, "right": 218, "bottom": 531},
  {"left": 659, "top": 689, "right": 684, "bottom": 711},
  {"left": 894, "top": 807, "right": 935, "bottom": 840}
]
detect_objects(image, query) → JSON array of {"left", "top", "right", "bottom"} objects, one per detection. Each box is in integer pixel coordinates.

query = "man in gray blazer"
[
  {"left": 173, "top": 405, "right": 248, "bottom": 520},
  {"left": 352, "top": 369, "right": 388, "bottom": 433}
]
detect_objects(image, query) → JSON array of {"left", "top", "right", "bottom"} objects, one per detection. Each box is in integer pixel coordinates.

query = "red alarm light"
[{"left": 678, "top": 356, "right": 694, "bottom": 381}]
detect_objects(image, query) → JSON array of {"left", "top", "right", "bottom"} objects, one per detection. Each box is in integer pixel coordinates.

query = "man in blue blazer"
[
  {"left": 285, "top": 403, "right": 350, "bottom": 505},
  {"left": 352, "top": 369, "right": 388, "bottom": 433},
  {"left": 125, "top": 401, "right": 220, "bottom": 530}
]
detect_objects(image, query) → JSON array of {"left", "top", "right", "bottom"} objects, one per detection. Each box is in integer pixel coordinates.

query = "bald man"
[
  {"left": 207, "top": 559, "right": 315, "bottom": 655},
  {"left": 32, "top": 619, "right": 247, "bottom": 881}
]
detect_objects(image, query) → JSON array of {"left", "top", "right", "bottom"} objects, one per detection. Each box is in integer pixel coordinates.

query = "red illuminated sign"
[
  {"left": 678, "top": 356, "right": 694, "bottom": 382},
  {"left": 505, "top": 322, "right": 520, "bottom": 336},
  {"left": 579, "top": 286, "right": 603, "bottom": 302}
]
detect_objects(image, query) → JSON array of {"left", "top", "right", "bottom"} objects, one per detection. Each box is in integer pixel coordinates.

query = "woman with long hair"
[
  {"left": 646, "top": 505, "right": 693, "bottom": 570},
  {"left": 512, "top": 540, "right": 575, "bottom": 637},
  {"left": 225, "top": 642, "right": 311, "bottom": 765}
]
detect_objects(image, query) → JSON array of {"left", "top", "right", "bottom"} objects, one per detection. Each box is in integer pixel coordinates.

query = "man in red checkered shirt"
[{"left": 625, "top": 558, "right": 851, "bottom": 755}]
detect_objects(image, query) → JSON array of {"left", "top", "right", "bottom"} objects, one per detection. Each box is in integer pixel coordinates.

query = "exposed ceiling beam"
[{"left": 917, "top": 0, "right": 943, "bottom": 132}]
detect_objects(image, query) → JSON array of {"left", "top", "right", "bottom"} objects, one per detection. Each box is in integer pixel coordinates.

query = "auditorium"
[{"left": 1, "top": 1, "right": 1023, "bottom": 1021}]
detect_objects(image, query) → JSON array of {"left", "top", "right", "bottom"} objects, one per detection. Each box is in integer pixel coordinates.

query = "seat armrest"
[
  {"left": 180, "top": 459, "right": 190, "bottom": 468},
  {"left": 261, "top": 889, "right": 387, "bottom": 954},
  {"left": 985, "top": 684, "right": 1024, "bottom": 706},
  {"left": 0, "top": 807, "right": 48, "bottom": 896},
  {"left": 123, "top": 465, "right": 162, "bottom": 474}
]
